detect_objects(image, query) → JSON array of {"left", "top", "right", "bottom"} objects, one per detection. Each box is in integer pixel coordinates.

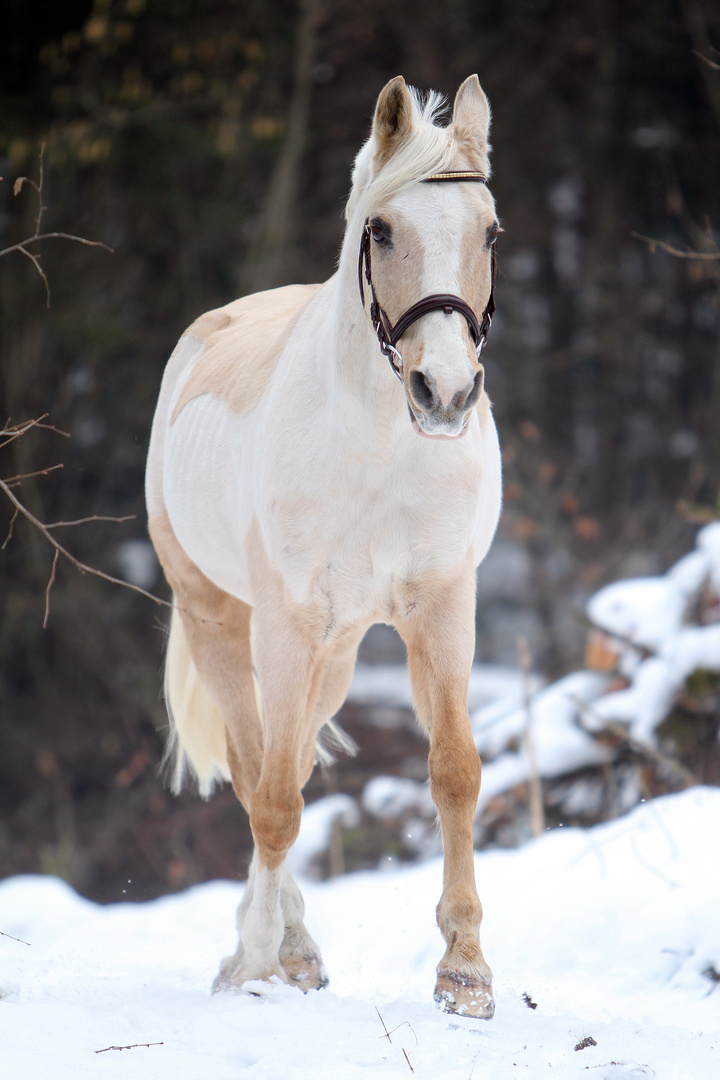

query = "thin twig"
[
  {"left": 3, "top": 463, "right": 64, "bottom": 485},
  {"left": 382, "top": 1021, "right": 418, "bottom": 1045},
  {"left": 0, "top": 929, "right": 31, "bottom": 946},
  {"left": 632, "top": 232, "right": 720, "bottom": 261},
  {"left": 95, "top": 1042, "right": 163, "bottom": 1054},
  {"left": 2, "top": 507, "right": 19, "bottom": 549},
  {"left": 45, "top": 514, "right": 135, "bottom": 529},
  {"left": 518, "top": 634, "right": 545, "bottom": 837},
  {"left": 0, "top": 232, "right": 113, "bottom": 260},
  {"left": 402, "top": 1047, "right": 414, "bottom": 1072},
  {"left": 376, "top": 1007, "right": 392, "bottom": 1043},
  {"left": 43, "top": 548, "right": 59, "bottom": 629}
]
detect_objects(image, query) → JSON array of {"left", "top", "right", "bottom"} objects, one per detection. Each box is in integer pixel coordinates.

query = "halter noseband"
[{"left": 358, "top": 171, "right": 497, "bottom": 382}]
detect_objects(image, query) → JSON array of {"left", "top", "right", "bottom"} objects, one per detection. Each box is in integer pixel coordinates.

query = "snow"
[
  {"left": 2, "top": 788, "right": 719, "bottom": 1079},
  {"left": 585, "top": 524, "right": 720, "bottom": 743},
  {"left": 463, "top": 524, "right": 720, "bottom": 815},
  {"left": 472, "top": 671, "right": 614, "bottom": 812},
  {"left": 285, "top": 794, "right": 360, "bottom": 878},
  {"left": 348, "top": 662, "right": 538, "bottom": 715}
]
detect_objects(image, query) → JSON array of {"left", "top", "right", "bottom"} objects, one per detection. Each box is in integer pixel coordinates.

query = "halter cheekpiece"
[{"left": 358, "top": 171, "right": 497, "bottom": 382}]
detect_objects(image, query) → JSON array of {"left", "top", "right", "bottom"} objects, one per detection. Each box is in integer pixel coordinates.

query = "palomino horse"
[{"left": 146, "top": 74, "right": 502, "bottom": 1019}]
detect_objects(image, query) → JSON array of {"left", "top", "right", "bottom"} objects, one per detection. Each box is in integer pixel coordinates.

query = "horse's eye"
[
  {"left": 486, "top": 222, "right": 499, "bottom": 247},
  {"left": 370, "top": 220, "right": 390, "bottom": 245}
]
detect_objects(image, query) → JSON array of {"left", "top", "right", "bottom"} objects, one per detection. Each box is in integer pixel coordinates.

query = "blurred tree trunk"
[
  {"left": 682, "top": 0, "right": 720, "bottom": 494},
  {"left": 585, "top": 0, "right": 621, "bottom": 506},
  {"left": 241, "top": 0, "right": 325, "bottom": 293}
]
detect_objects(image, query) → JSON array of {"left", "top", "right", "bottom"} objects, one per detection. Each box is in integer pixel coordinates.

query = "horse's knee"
[
  {"left": 250, "top": 782, "right": 303, "bottom": 868},
  {"left": 429, "top": 735, "right": 481, "bottom": 811}
]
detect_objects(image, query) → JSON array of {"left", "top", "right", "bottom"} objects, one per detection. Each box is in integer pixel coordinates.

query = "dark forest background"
[{"left": 1, "top": 0, "right": 719, "bottom": 902}]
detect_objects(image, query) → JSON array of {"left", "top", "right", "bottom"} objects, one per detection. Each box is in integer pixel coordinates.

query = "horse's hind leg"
[{"left": 396, "top": 557, "right": 494, "bottom": 1020}]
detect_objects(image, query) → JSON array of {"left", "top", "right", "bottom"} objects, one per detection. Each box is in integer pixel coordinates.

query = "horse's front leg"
[{"left": 397, "top": 558, "right": 494, "bottom": 1019}]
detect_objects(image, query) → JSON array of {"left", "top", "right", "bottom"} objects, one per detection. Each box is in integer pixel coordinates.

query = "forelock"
[{"left": 347, "top": 88, "right": 458, "bottom": 223}]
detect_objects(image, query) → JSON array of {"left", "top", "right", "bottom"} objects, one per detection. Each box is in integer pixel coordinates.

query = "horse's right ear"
[{"left": 372, "top": 76, "right": 414, "bottom": 166}]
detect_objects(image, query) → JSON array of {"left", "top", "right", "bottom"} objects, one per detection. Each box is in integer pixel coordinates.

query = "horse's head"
[{"left": 349, "top": 76, "right": 499, "bottom": 440}]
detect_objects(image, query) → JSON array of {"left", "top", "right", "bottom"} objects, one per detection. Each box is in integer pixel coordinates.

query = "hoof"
[
  {"left": 280, "top": 953, "right": 329, "bottom": 992},
  {"left": 434, "top": 972, "right": 495, "bottom": 1019}
]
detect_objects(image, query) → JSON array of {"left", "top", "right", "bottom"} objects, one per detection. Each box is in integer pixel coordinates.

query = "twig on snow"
[
  {"left": 0, "top": 929, "right": 31, "bottom": 946},
  {"left": 376, "top": 1006, "right": 393, "bottom": 1042},
  {"left": 94, "top": 1042, "right": 164, "bottom": 1054},
  {"left": 375, "top": 1008, "right": 416, "bottom": 1072}
]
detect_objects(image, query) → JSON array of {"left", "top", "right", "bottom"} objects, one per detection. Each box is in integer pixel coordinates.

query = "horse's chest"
[{"left": 265, "top": 462, "right": 480, "bottom": 624}]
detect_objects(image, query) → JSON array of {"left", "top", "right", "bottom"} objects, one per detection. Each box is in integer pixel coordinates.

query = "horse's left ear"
[{"left": 452, "top": 75, "right": 491, "bottom": 167}]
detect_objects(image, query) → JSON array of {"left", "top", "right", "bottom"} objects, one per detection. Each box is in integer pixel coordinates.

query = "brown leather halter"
[{"left": 358, "top": 171, "right": 497, "bottom": 382}]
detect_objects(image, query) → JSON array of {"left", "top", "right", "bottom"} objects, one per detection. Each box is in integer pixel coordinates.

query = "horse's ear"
[
  {"left": 452, "top": 75, "right": 491, "bottom": 169},
  {"left": 372, "top": 76, "right": 414, "bottom": 166}
]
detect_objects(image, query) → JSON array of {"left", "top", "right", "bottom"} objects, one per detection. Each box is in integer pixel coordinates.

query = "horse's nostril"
[
  {"left": 409, "top": 369, "right": 435, "bottom": 411},
  {"left": 463, "top": 369, "right": 484, "bottom": 410}
]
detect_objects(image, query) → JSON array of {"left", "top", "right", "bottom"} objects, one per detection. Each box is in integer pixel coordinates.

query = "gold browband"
[{"left": 422, "top": 171, "right": 488, "bottom": 183}]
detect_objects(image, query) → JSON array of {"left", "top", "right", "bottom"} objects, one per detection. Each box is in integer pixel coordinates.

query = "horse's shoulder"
[{"left": 172, "top": 283, "right": 322, "bottom": 423}]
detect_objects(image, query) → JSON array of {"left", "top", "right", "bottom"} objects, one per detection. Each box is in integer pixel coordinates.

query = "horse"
[{"left": 145, "top": 74, "right": 502, "bottom": 1019}]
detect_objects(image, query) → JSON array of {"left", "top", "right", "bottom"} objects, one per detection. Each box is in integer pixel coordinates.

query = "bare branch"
[
  {"left": 0, "top": 232, "right": 114, "bottom": 260},
  {"left": 2, "top": 145, "right": 113, "bottom": 307},
  {"left": 632, "top": 232, "right": 720, "bottom": 261},
  {"left": 0, "top": 474, "right": 174, "bottom": 615},
  {"left": 0, "top": 416, "right": 70, "bottom": 447},
  {"left": 3, "top": 463, "right": 64, "bottom": 486}
]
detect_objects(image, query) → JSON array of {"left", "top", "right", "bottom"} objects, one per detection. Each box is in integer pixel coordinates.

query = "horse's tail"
[{"left": 162, "top": 606, "right": 231, "bottom": 798}]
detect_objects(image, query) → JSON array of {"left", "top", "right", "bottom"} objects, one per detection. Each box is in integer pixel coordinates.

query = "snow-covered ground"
[{"left": 2, "top": 787, "right": 719, "bottom": 1080}]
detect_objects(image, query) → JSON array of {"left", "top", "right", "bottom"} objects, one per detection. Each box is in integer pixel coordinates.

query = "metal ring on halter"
[{"left": 378, "top": 331, "right": 404, "bottom": 379}]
